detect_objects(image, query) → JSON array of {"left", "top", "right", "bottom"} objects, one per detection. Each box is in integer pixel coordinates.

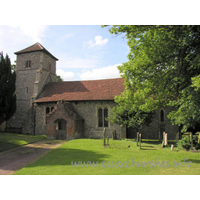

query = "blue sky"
[{"left": 0, "top": 25, "right": 129, "bottom": 81}]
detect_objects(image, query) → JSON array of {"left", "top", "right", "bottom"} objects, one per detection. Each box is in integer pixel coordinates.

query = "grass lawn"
[
  {"left": 0, "top": 132, "right": 47, "bottom": 152},
  {"left": 14, "top": 138, "right": 200, "bottom": 175}
]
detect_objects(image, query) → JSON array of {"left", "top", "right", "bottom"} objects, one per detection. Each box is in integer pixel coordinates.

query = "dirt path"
[{"left": 0, "top": 140, "right": 66, "bottom": 175}]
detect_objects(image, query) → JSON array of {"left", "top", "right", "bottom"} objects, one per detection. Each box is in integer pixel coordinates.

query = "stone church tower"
[{"left": 6, "top": 43, "right": 58, "bottom": 134}]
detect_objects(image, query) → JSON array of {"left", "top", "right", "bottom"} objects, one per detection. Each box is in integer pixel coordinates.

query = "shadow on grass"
[
  {"left": 141, "top": 140, "right": 160, "bottom": 145},
  {"left": 140, "top": 148, "right": 157, "bottom": 150},
  {"left": 0, "top": 142, "right": 19, "bottom": 152},
  {"left": 141, "top": 140, "right": 178, "bottom": 147},
  {"left": 24, "top": 147, "right": 110, "bottom": 168},
  {"left": 182, "top": 159, "right": 200, "bottom": 164},
  {"left": 142, "top": 146, "right": 155, "bottom": 148}
]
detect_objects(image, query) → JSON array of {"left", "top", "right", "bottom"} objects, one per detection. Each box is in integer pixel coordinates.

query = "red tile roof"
[
  {"left": 15, "top": 42, "right": 58, "bottom": 61},
  {"left": 35, "top": 78, "right": 125, "bottom": 103}
]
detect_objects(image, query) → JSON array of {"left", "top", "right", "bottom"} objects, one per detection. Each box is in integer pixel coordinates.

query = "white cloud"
[
  {"left": 9, "top": 25, "right": 48, "bottom": 42},
  {"left": 88, "top": 35, "right": 108, "bottom": 47},
  {"left": 78, "top": 64, "right": 122, "bottom": 80},
  {"left": 58, "top": 54, "right": 98, "bottom": 69},
  {"left": 0, "top": 25, "right": 49, "bottom": 64},
  {"left": 56, "top": 69, "right": 75, "bottom": 81}
]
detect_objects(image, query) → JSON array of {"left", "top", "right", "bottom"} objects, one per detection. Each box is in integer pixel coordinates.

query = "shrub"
[{"left": 177, "top": 135, "right": 191, "bottom": 150}]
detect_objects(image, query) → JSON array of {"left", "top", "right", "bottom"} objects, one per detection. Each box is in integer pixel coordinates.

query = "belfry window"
[
  {"left": 46, "top": 107, "right": 50, "bottom": 115},
  {"left": 26, "top": 60, "right": 31, "bottom": 68},
  {"left": 98, "top": 107, "right": 109, "bottom": 127}
]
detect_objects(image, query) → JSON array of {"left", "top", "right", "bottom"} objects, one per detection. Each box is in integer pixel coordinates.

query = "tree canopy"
[
  {"left": 103, "top": 25, "right": 200, "bottom": 132},
  {"left": 0, "top": 52, "right": 16, "bottom": 125},
  {"left": 56, "top": 74, "right": 63, "bottom": 82}
]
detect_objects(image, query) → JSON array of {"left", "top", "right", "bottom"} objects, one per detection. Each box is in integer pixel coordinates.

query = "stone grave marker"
[
  {"left": 165, "top": 133, "right": 168, "bottom": 146},
  {"left": 112, "top": 129, "right": 116, "bottom": 140},
  {"left": 161, "top": 141, "right": 164, "bottom": 148},
  {"left": 139, "top": 133, "right": 141, "bottom": 149},
  {"left": 137, "top": 132, "right": 139, "bottom": 146},
  {"left": 163, "top": 132, "right": 165, "bottom": 145},
  {"left": 107, "top": 135, "right": 109, "bottom": 146},
  {"left": 190, "top": 132, "right": 193, "bottom": 147},
  {"left": 103, "top": 128, "right": 106, "bottom": 146}
]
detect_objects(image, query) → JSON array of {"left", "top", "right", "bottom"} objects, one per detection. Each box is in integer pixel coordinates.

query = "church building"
[{"left": 5, "top": 43, "right": 180, "bottom": 140}]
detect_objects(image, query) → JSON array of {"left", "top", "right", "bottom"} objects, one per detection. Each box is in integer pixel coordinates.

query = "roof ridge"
[
  {"left": 52, "top": 78, "right": 123, "bottom": 83},
  {"left": 37, "top": 42, "right": 44, "bottom": 50},
  {"left": 14, "top": 42, "right": 58, "bottom": 61}
]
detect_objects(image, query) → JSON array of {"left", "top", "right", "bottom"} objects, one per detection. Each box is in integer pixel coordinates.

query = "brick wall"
[{"left": 35, "top": 101, "right": 84, "bottom": 139}]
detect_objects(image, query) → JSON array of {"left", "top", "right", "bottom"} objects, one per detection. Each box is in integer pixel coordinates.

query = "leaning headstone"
[
  {"left": 107, "top": 135, "right": 109, "bottom": 146},
  {"left": 165, "top": 133, "right": 168, "bottom": 146},
  {"left": 171, "top": 144, "right": 174, "bottom": 150},
  {"left": 112, "top": 130, "right": 114, "bottom": 140},
  {"left": 103, "top": 128, "right": 106, "bottom": 146},
  {"left": 139, "top": 133, "right": 141, "bottom": 149},
  {"left": 163, "top": 132, "right": 165, "bottom": 145},
  {"left": 137, "top": 132, "right": 139, "bottom": 146},
  {"left": 112, "top": 129, "right": 116, "bottom": 140},
  {"left": 161, "top": 141, "right": 164, "bottom": 148},
  {"left": 190, "top": 147, "right": 196, "bottom": 151}
]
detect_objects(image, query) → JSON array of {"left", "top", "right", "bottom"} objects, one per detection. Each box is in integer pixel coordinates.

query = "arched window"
[
  {"left": 46, "top": 107, "right": 50, "bottom": 115},
  {"left": 160, "top": 109, "right": 164, "bottom": 122},
  {"left": 104, "top": 108, "right": 108, "bottom": 127},
  {"left": 98, "top": 108, "right": 103, "bottom": 127},
  {"left": 98, "top": 107, "right": 109, "bottom": 127},
  {"left": 26, "top": 60, "right": 31, "bottom": 68}
]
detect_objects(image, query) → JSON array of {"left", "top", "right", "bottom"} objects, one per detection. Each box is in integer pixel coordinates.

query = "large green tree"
[
  {"left": 0, "top": 52, "right": 16, "bottom": 125},
  {"left": 103, "top": 25, "right": 200, "bottom": 132}
]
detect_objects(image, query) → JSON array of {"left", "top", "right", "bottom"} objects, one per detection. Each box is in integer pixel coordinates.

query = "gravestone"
[
  {"left": 103, "top": 128, "right": 106, "bottom": 146},
  {"left": 137, "top": 132, "right": 139, "bottom": 146},
  {"left": 107, "top": 135, "right": 109, "bottom": 146},
  {"left": 112, "top": 129, "right": 116, "bottom": 140},
  {"left": 139, "top": 133, "right": 141, "bottom": 149},
  {"left": 165, "top": 133, "right": 168, "bottom": 146},
  {"left": 161, "top": 141, "right": 164, "bottom": 148},
  {"left": 171, "top": 144, "right": 174, "bottom": 150},
  {"left": 163, "top": 132, "right": 165, "bottom": 145}
]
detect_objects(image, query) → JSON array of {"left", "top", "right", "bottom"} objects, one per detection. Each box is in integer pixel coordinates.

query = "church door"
[{"left": 55, "top": 118, "right": 67, "bottom": 140}]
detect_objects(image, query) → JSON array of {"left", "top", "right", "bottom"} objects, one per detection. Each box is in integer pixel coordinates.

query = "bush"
[
  {"left": 177, "top": 134, "right": 200, "bottom": 150},
  {"left": 177, "top": 135, "right": 191, "bottom": 150}
]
